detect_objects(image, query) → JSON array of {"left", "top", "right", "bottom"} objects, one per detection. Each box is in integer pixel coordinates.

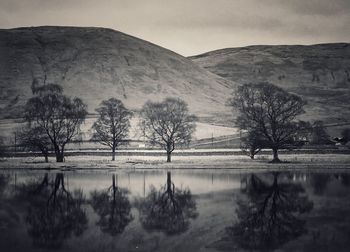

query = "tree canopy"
[
  {"left": 228, "top": 82, "right": 306, "bottom": 162},
  {"left": 310, "top": 121, "right": 332, "bottom": 145},
  {"left": 91, "top": 98, "right": 132, "bottom": 161},
  {"left": 140, "top": 98, "right": 197, "bottom": 162},
  {"left": 240, "top": 129, "right": 269, "bottom": 159},
  {"left": 17, "top": 126, "right": 52, "bottom": 162},
  {"left": 24, "top": 84, "right": 87, "bottom": 162},
  {"left": 0, "top": 137, "right": 6, "bottom": 159}
]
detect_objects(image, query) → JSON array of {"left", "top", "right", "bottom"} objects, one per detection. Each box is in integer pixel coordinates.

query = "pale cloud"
[{"left": 269, "top": 0, "right": 350, "bottom": 16}]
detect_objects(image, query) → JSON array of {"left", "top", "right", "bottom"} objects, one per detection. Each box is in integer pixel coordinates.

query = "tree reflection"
[
  {"left": 309, "top": 173, "right": 331, "bottom": 195},
  {"left": 19, "top": 173, "right": 87, "bottom": 249},
  {"left": 228, "top": 173, "right": 313, "bottom": 251},
  {"left": 0, "top": 173, "right": 9, "bottom": 196},
  {"left": 340, "top": 173, "right": 350, "bottom": 187},
  {"left": 138, "top": 172, "right": 198, "bottom": 235},
  {"left": 90, "top": 174, "right": 133, "bottom": 236}
]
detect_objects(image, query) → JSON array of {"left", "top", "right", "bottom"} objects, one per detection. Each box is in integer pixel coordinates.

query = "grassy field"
[
  {"left": 0, "top": 117, "right": 237, "bottom": 146},
  {"left": 1, "top": 153, "right": 349, "bottom": 170}
]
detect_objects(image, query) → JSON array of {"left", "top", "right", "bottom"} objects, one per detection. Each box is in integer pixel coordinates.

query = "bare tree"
[
  {"left": 310, "top": 121, "right": 332, "bottom": 145},
  {"left": 294, "top": 120, "right": 313, "bottom": 143},
  {"left": 17, "top": 126, "right": 52, "bottom": 162},
  {"left": 240, "top": 130, "right": 268, "bottom": 159},
  {"left": 140, "top": 98, "right": 197, "bottom": 162},
  {"left": 24, "top": 84, "right": 87, "bottom": 162},
  {"left": 333, "top": 127, "right": 350, "bottom": 145},
  {"left": 31, "top": 81, "right": 63, "bottom": 95},
  {"left": 91, "top": 98, "right": 132, "bottom": 161},
  {"left": 227, "top": 83, "right": 306, "bottom": 163},
  {"left": 341, "top": 128, "right": 350, "bottom": 142},
  {"left": 0, "top": 137, "right": 6, "bottom": 159},
  {"left": 339, "top": 128, "right": 350, "bottom": 145}
]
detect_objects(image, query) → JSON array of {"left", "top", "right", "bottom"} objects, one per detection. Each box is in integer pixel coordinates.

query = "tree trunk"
[
  {"left": 112, "top": 148, "right": 116, "bottom": 161},
  {"left": 249, "top": 148, "right": 255, "bottom": 159},
  {"left": 41, "top": 149, "right": 49, "bottom": 163},
  {"left": 54, "top": 145, "right": 64, "bottom": 162},
  {"left": 271, "top": 147, "right": 281, "bottom": 163},
  {"left": 167, "top": 151, "right": 171, "bottom": 162},
  {"left": 166, "top": 141, "right": 174, "bottom": 163},
  {"left": 56, "top": 153, "right": 64, "bottom": 162}
]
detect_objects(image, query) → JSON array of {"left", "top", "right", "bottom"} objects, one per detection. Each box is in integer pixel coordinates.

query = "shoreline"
[
  {"left": 1, "top": 153, "right": 349, "bottom": 171},
  {"left": 4, "top": 148, "right": 350, "bottom": 157}
]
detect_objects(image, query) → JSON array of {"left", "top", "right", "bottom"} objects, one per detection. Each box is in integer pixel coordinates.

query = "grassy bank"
[{"left": 1, "top": 153, "right": 349, "bottom": 170}]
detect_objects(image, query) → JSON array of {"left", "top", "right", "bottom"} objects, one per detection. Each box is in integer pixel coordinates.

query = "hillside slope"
[
  {"left": 0, "top": 26, "right": 233, "bottom": 119},
  {"left": 190, "top": 44, "right": 350, "bottom": 122}
]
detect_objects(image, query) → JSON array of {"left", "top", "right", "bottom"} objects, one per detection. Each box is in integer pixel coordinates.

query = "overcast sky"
[{"left": 0, "top": 0, "right": 349, "bottom": 56}]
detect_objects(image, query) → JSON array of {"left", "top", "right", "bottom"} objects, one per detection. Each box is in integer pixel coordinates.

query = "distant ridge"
[{"left": 189, "top": 43, "right": 350, "bottom": 122}]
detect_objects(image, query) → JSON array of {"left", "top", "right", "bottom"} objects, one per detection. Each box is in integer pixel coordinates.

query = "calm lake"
[{"left": 1, "top": 169, "right": 350, "bottom": 252}]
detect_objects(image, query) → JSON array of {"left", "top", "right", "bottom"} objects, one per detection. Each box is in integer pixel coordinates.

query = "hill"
[
  {"left": 0, "top": 26, "right": 233, "bottom": 119},
  {"left": 189, "top": 43, "right": 350, "bottom": 123}
]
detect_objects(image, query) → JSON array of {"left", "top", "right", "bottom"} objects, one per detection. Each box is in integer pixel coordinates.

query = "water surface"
[{"left": 1, "top": 169, "right": 350, "bottom": 252}]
